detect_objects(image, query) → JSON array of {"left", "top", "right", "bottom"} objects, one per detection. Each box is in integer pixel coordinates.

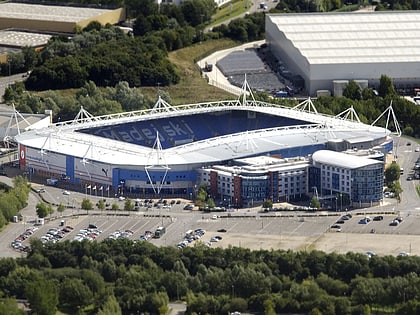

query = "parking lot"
[{"left": 7, "top": 203, "right": 420, "bottom": 257}]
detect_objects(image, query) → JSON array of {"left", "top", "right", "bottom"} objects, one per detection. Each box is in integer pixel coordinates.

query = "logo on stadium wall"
[{"left": 19, "top": 146, "right": 26, "bottom": 167}]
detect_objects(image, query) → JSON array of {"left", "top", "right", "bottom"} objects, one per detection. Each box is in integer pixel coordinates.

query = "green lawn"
[
  {"left": 209, "top": 0, "right": 254, "bottom": 27},
  {"left": 141, "top": 39, "right": 239, "bottom": 105}
]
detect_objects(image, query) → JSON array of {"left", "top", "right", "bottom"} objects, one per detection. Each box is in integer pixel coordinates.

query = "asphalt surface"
[
  {"left": 1, "top": 135, "right": 419, "bottom": 258},
  {"left": 0, "top": 134, "right": 419, "bottom": 258}
]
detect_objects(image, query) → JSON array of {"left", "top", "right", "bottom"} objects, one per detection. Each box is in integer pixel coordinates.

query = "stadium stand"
[{"left": 78, "top": 110, "right": 310, "bottom": 148}]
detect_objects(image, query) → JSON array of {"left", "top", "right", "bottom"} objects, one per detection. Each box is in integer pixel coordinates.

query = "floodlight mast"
[{"left": 371, "top": 101, "right": 401, "bottom": 160}]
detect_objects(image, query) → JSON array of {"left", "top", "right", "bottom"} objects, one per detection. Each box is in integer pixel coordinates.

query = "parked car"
[
  {"left": 366, "top": 251, "right": 376, "bottom": 258},
  {"left": 373, "top": 215, "right": 383, "bottom": 221},
  {"left": 359, "top": 217, "right": 371, "bottom": 224}
]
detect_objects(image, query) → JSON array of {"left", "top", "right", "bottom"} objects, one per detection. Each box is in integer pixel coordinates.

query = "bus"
[{"left": 153, "top": 226, "right": 166, "bottom": 238}]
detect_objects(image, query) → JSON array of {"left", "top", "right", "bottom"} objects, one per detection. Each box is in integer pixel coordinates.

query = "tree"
[
  {"left": 97, "top": 294, "right": 122, "bottom": 315},
  {"left": 36, "top": 202, "right": 51, "bottom": 218},
  {"left": 57, "top": 203, "right": 65, "bottom": 216},
  {"left": 59, "top": 278, "right": 94, "bottom": 312},
  {"left": 264, "top": 299, "right": 276, "bottom": 315},
  {"left": 83, "top": 21, "right": 103, "bottom": 32},
  {"left": 25, "top": 277, "right": 59, "bottom": 315},
  {"left": 263, "top": 199, "right": 273, "bottom": 210},
  {"left": 81, "top": 198, "right": 93, "bottom": 214},
  {"left": 310, "top": 196, "right": 321, "bottom": 209},
  {"left": 124, "top": 199, "right": 134, "bottom": 211},
  {"left": 384, "top": 162, "right": 400, "bottom": 185},
  {"left": 378, "top": 74, "right": 396, "bottom": 98},
  {"left": 111, "top": 203, "right": 119, "bottom": 212},
  {"left": 0, "top": 296, "right": 25, "bottom": 315},
  {"left": 97, "top": 199, "right": 106, "bottom": 212},
  {"left": 207, "top": 197, "right": 215, "bottom": 209},
  {"left": 343, "top": 80, "right": 362, "bottom": 100}
]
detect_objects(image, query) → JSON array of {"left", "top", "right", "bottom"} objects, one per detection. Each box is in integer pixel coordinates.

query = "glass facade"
[
  {"left": 351, "top": 166, "right": 384, "bottom": 202},
  {"left": 241, "top": 177, "right": 270, "bottom": 204}
]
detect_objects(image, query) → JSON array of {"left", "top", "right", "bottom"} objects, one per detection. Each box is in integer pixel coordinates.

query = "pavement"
[{"left": 197, "top": 40, "right": 266, "bottom": 96}]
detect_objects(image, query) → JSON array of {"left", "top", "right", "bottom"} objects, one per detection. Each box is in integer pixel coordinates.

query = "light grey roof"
[
  {"left": 0, "top": 30, "right": 52, "bottom": 48},
  {"left": 312, "top": 150, "right": 382, "bottom": 169},
  {"left": 15, "top": 101, "right": 391, "bottom": 167},
  {"left": 0, "top": 2, "right": 114, "bottom": 23},
  {"left": 267, "top": 11, "right": 420, "bottom": 64}
]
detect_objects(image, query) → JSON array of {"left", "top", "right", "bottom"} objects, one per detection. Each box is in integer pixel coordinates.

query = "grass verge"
[
  {"left": 142, "top": 39, "right": 240, "bottom": 105},
  {"left": 210, "top": 0, "right": 253, "bottom": 27}
]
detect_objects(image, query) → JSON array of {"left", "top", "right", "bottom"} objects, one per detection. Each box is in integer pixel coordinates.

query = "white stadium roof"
[
  {"left": 267, "top": 11, "right": 420, "bottom": 64},
  {"left": 15, "top": 96, "right": 392, "bottom": 167}
]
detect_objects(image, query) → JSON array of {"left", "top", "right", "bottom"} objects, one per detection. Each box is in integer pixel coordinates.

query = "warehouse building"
[
  {"left": 266, "top": 11, "right": 420, "bottom": 96},
  {"left": 0, "top": 2, "right": 125, "bottom": 34}
]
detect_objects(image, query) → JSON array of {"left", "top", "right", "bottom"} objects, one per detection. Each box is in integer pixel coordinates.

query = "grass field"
[
  {"left": 210, "top": 0, "right": 253, "bottom": 27},
  {"left": 141, "top": 39, "right": 240, "bottom": 105}
]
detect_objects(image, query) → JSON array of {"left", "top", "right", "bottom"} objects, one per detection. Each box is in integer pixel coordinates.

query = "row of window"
[{"left": 322, "top": 165, "right": 350, "bottom": 174}]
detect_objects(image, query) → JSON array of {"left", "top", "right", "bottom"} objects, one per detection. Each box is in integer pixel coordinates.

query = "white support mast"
[{"left": 145, "top": 132, "right": 170, "bottom": 195}]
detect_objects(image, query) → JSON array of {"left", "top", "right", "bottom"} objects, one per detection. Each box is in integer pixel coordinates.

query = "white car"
[{"left": 62, "top": 190, "right": 70, "bottom": 195}]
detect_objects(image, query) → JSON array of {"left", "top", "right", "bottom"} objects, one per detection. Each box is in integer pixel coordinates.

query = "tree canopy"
[{"left": 1, "top": 239, "right": 420, "bottom": 314}]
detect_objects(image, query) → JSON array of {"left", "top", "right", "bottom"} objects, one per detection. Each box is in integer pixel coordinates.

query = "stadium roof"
[
  {"left": 15, "top": 97, "right": 391, "bottom": 167},
  {"left": 267, "top": 11, "right": 420, "bottom": 64},
  {"left": 0, "top": 2, "right": 115, "bottom": 23},
  {"left": 312, "top": 150, "right": 382, "bottom": 169}
]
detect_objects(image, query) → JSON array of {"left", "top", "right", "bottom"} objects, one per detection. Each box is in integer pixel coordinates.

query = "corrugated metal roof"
[
  {"left": 0, "top": 2, "right": 114, "bottom": 23},
  {"left": 267, "top": 11, "right": 420, "bottom": 64},
  {"left": 0, "top": 30, "right": 52, "bottom": 48}
]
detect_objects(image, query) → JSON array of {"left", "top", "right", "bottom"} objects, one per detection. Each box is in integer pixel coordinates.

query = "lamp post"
[{"left": 340, "top": 193, "right": 343, "bottom": 211}]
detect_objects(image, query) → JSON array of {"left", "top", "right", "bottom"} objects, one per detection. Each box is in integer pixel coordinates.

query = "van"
[{"left": 185, "top": 229, "right": 194, "bottom": 238}]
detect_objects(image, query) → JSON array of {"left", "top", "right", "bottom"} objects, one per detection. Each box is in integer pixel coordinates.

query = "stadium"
[{"left": 14, "top": 81, "right": 394, "bottom": 204}]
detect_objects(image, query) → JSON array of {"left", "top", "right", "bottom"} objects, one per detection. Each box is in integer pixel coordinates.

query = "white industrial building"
[{"left": 266, "top": 11, "right": 420, "bottom": 96}]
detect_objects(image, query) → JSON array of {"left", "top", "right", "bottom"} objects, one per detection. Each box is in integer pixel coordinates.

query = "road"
[{"left": 0, "top": 73, "right": 27, "bottom": 102}]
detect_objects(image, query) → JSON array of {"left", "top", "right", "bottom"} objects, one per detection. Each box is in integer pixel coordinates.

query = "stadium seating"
[{"left": 78, "top": 110, "right": 309, "bottom": 148}]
